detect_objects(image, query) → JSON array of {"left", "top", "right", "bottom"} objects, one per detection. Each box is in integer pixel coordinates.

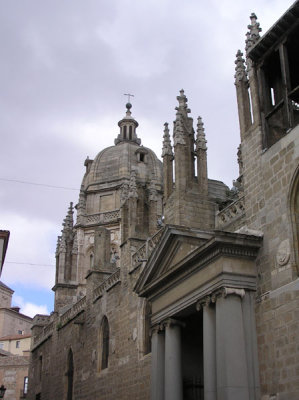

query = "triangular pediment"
[{"left": 134, "top": 225, "right": 212, "bottom": 295}]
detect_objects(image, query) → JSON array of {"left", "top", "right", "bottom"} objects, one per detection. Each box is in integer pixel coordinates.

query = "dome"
[
  {"left": 83, "top": 142, "right": 162, "bottom": 190},
  {"left": 81, "top": 103, "right": 163, "bottom": 191}
]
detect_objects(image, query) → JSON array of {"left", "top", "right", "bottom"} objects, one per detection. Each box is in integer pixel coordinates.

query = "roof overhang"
[{"left": 249, "top": 0, "right": 299, "bottom": 62}]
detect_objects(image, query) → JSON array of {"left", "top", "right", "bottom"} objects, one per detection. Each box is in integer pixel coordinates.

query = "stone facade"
[{"left": 28, "top": 3, "right": 299, "bottom": 400}]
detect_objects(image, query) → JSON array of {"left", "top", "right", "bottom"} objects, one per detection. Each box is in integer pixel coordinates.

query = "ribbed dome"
[{"left": 83, "top": 141, "right": 162, "bottom": 189}]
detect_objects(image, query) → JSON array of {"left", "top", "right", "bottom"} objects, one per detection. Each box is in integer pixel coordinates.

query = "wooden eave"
[{"left": 249, "top": 0, "right": 299, "bottom": 63}]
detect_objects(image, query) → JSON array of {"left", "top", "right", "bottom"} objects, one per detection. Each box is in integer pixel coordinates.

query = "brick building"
[{"left": 28, "top": 3, "right": 299, "bottom": 400}]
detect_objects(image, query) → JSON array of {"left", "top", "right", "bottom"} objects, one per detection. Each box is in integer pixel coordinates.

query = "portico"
[{"left": 135, "top": 225, "right": 262, "bottom": 400}]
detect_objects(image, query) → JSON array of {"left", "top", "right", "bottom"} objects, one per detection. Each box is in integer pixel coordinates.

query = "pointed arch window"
[
  {"left": 67, "top": 349, "right": 74, "bottom": 400},
  {"left": 100, "top": 316, "right": 109, "bottom": 370}
]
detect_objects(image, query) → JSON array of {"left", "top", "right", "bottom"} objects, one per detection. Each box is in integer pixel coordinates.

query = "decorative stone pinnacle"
[
  {"left": 175, "top": 89, "right": 191, "bottom": 116},
  {"left": 162, "top": 122, "right": 173, "bottom": 157},
  {"left": 196, "top": 116, "right": 207, "bottom": 151},
  {"left": 61, "top": 202, "right": 74, "bottom": 239},
  {"left": 245, "top": 12, "right": 262, "bottom": 54},
  {"left": 234, "top": 50, "right": 248, "bottom": 83}
]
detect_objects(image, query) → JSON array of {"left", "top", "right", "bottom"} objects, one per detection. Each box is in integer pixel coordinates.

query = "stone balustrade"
[
  {"left": 93, "top": 268, "right": 121, "bottom": 302},
  {"left": 216, "top": 196, "right": 245, "bottom": 228},
  {"left": 131, "top": 227, "right": 164, "bottom": 272},
  {"left": 84, "top": 210, "right": 120, "bottom": 225},
  {"left": 32, "top": 297, "right": 86, "bottom": 350}
]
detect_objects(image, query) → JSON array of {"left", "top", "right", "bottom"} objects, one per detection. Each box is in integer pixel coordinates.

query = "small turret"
[{"left": 115, "top": 102, "right": 141, "bottom": 145}]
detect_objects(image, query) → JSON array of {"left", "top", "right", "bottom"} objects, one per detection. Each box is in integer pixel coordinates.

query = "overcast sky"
[{"left": 0, "top": 0, "right": 292, "bottom": 317}]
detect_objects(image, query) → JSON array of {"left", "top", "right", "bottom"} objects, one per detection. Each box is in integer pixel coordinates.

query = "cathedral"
[{"left": 28, "top": 2, "right": 299, "bottom": 400}]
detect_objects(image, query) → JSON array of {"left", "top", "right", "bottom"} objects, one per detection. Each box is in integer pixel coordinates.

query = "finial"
[
  {"left": 175, "top": 89, "right": 191, "bottom": 116},
  {"left": 245, "top": 12, "right": 262, "bottom": 54},
  {"left": 162, "top": 122, "right": 173, "bottom": 157},
  {"left": 196, "top": 116, "right": 207, "bottom": 151},
  {"left": 234, "top": 50, "right": 248, "bottom": 84}
]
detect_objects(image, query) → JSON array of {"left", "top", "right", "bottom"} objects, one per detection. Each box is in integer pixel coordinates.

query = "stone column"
[
  {"left": 216, "top": 288, "right": 250, "bottom": 400},
  {"left": 164, "top": 319, "right": 184, "bottom": 400},
  {"left": 151, "top": 325, "right": 165, "bottom": 400},
  {"left": 202, "top": 299, "right": 216, "bottom": 400}
]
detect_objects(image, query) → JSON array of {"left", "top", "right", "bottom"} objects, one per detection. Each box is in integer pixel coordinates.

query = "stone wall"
[
  {"left": 28, "top": 240, "right": 151, "bottom": 400},
  {"left": 0, "top": 355, "right": 29, "bottom": 400}
]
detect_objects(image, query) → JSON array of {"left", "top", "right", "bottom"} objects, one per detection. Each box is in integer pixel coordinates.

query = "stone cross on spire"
[{"left": 124, "top": 93, "right": 134, "bottom": 103}]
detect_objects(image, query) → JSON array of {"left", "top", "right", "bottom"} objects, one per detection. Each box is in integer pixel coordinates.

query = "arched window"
[
  {"left": 100, "top": 316, "right": 109, "bottom": 370},
  {"left": 67, "top": 349, "right": 74, "bottom": 400},
  {"left": 123, "top": 126, "right": 127, "bottom": 139},
  {"left": 129, "top": 125, "right": 133, "bottom": 140}
]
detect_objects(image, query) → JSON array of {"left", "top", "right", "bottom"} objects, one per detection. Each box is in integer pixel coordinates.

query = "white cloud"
[
  {"left": 0, "top": 213, "right": 56, "bottom": 290},
  {"left": 13, "top": 295, "right": 49, "bottom": 318}
]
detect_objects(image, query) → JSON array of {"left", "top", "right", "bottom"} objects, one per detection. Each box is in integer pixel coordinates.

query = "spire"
[
  {"left": 61, "top": 202, "right": 74, "bottom": 242},
  {"left": 234, "top": 50, "right": 248, "bottom": 84},
  {"left": 245, "top": 13, "right": 262, "bottom": 54},
  {"left": 115, "top": 102, "right": 141, "bottom": 145},
  {"left": 195, "top": 117, "right": 207, "bottom": 151},
  {"left": 162, "top": 123, "right": 173, "bottom": 157}
]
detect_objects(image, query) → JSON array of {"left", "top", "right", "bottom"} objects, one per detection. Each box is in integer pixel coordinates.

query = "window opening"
[
  {"left": 23, "top": 376, "right": 28, "bottom": 395},
  {"left": 123, "top": 126, "right": 127, "bottom": 139},
  {"left": 16, "top": 340, "right": 20, "bottom": 348},
  {"left": 101, "top": 316, "right": 109, "bottom": 370},
  {"left": 67, "top": 349, "right": 74, "bottom": 400},
  {"left": 129, "top": 125, "right": 133, "bottom": 140}
]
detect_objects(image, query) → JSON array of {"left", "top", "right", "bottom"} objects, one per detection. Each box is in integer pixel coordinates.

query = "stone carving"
[
  {"left": 276, "top": 239, "right": 290, "bottom": 266},
  {"left": 120, "top": 182, "right": 129, "bottom": 206},
  {"left": 128, "top": 170, "right": 138, "bottom": 198},
  {"left": 173, "top": 113, "right": 186, "bottom": 146}
]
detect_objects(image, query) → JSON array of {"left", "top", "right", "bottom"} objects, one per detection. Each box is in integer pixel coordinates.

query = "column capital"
[
  {"left": 196, "top": 287, "right": 246, "bottom": 310},
  {"left": 196, "top": 295, "right": 211, "bottom": 311},
  {"left": 162, "top": 318, "right": 185, "bottom": 329},
  {"left": 150, "top": 323, "right": 164, "bottom": 336}
]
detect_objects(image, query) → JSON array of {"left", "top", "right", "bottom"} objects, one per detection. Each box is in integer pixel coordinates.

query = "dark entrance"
[{"left": 181, "top": 311, "right": 204, "bottom": 400}]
